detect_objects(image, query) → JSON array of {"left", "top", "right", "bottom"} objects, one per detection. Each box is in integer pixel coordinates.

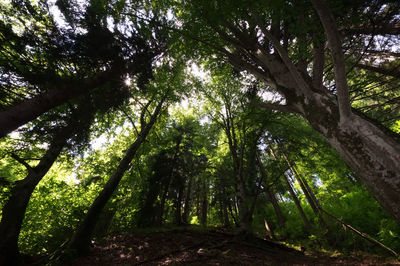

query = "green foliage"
[
  {"left": 18, "top": 165, "right": 106, "bottom": 254},
  {"left": 1, "top": 0, "right": 400, "bottom": 261}
]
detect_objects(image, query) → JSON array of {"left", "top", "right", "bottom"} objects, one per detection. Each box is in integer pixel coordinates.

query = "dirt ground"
[{"left": 66, "top": 228, "right": 399, "bottom": 265}]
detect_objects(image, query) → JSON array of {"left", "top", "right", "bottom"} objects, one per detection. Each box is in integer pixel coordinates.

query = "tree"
[
  {"left": 201, "top": 68, "right": 279, "bottom": 233},
  {"left": 1, "top": 0, "right": 400, "bottom": 262},
  {"left": 136, "top": 112, "right": 210, "bottom": 227},
  {"left": 0, "top": 104, "right": 95, "bottom": 265},
  {"left": 61, "top": 95, "right": 166, "bottom": 259},
  {"left": 257, "top": 154, "right": 286, "bottom": 230},
  {"left": 174, "top": 0, "right": 400, "bottom": 224},
  {"left": 0, "top": 0, "right": 165, "bottom": 137}
]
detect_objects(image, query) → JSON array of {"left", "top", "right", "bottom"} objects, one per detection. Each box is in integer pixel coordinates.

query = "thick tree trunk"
[
  {"left": 312, "top": 0, "right": 400, "bottom": 223},
  {"left": 257, "top": 55, "right": 400, "bottom": 224},
  {"left": 66, "top": 99, "right": 164, "bottom": 255},
  {"left": 0, "top": 122, "right": 77, "bottom": 266},
  {"left": 309, "top": 111, "right": 400, "bottom": 223},
  {"left": 251, "top": 47, "right": 400, "bottom": 225},
  {"left": 0, "top": 180, "right": 42, "bottom": 266},
  {"left": 236, "top": 184, "right": 253, "bottom": 233}
]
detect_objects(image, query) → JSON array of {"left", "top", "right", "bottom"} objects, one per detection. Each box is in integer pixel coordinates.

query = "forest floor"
[{"left": 66, "top": 227, "right": 399, "bottom": 266}]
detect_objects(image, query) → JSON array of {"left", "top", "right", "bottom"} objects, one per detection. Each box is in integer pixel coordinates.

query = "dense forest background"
[{"left": 1, "top": 0, "right": 400, "bottom": 265}]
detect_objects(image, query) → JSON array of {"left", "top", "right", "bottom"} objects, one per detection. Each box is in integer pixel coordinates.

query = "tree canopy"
[{"left": 1, "top": 0, "right": 400, "bottom": 264}]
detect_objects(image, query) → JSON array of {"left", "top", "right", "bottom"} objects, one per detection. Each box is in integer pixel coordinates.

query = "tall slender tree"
[{"left": 64, "top": 96, "right": 167, "bottom": 257}]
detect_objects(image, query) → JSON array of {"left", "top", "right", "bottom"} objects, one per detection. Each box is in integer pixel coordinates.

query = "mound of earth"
[{"left": 67, "top": 228, "right": 399, "bottom": 265}]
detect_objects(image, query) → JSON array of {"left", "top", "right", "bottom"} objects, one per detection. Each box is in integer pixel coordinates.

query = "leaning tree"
[
  {"left": 0, "top": 0, "right": 165, "bottom": 136},
  {"left": 173, "top": 0, "right": 400, "bottom": 223}
]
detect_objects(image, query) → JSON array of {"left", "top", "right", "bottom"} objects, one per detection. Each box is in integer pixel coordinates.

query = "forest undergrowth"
[{"left": 63, "top": 226, "right": 400, "bottom": 266}]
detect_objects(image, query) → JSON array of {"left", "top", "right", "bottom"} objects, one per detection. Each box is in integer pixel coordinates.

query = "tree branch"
[
  {"left": 311, "top": 0, "right": 353, "bottom": 120},
  {"left": 119, "top": 107, "right": 140, "bottom": 136},
  {"left": 312, "top": 45, "right": 325, "bottom": 90},
  {"left": 252, "top": 12, "right": 314, "bottom": 100},
  {"left": 343, "top": 23, "right": 400, "bottom": 36},
  {"left": 139, "top": 99, "right": 153, "bottom": 128},
  {"left": 253, "top": 102, "right": 297, "bottom": 113},
  {"left": 356, "top": 63, "right": 400, "bottom": 78},
  {"left": 321, "top": 208, "right": 399, "bottom": 258},
  {"left": 10, "top": 153, "right": 34, "bottom": 172}
]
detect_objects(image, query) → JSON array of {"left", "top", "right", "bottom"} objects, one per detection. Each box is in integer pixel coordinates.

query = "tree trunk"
[
  {"left": 173, "top": 181, "right": 184, "bottom": 225},
  {"left": 93, "top": 209, "right": 116, "bottom": 237},
  {"left": 66, "top": 99, "right": 164, "bottom": 255},
  {"left": 307, "top": 107, "right": 400, "bottom": 224},
  {"left": 156, "top": 180, "right": 171, "bottom": 226},
  {"left": 294, "top": 166, "right": 323, "bottom": 210},
  {"left": 266, "top": 188, "right": 286, "bottom": 229},
  {"left": 280, "top": 152, "right": 329, "bottom": 230},
  {"left": 182, "top": 174, "right": 193, "bottom": 224},
  {"left": 200, "top": 3, "right": 400, "bottom": 225},
  {"left": 156, "top": 139, "right": 181, "bottom": 226},
  {"left": 255, "top": 50, "right": 400, "bottom": 224},
  {"left": 219, "top": 199, "right": 230, "bottom": 227},
  {"left": 266, "top": 143, "right": 312, "bottom": 232},
  {"left": 219, "top": 101, "right": 255, "bottom": 232},
  {"left": 137, "top": 184, "right": 160, "bottom": 228},
  {"left": 221, "top": 192, "right": 231, "bottom": 227},
  {"left": 283, "top": 173, "right": 313, "bottom": 232},
  {"left": 200, "top": 181, "right": 208, "bottom": 226},
  {"left": 281, "top": 154, "right": 318, "bottom": 214},
  {"left": 236, "top": 184, "right": 253, "bottom": 233},
  {"left": 252, "top": 48, "right": 400, "bottom": 224},
  {"left": 256, "top": 153, "right": 286, "bottom": 228},
  {"left": 0, "top": 121, "right": 79, "bottom": 266},
  {"left": 264, "top": 218, "right": 275, "bottom": 240},
  {"left": 228, "top": 199, "right": 239, "bottom": 227},
  {"left": 0, "top": 68, "right": 123, "bottom": 138}
]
